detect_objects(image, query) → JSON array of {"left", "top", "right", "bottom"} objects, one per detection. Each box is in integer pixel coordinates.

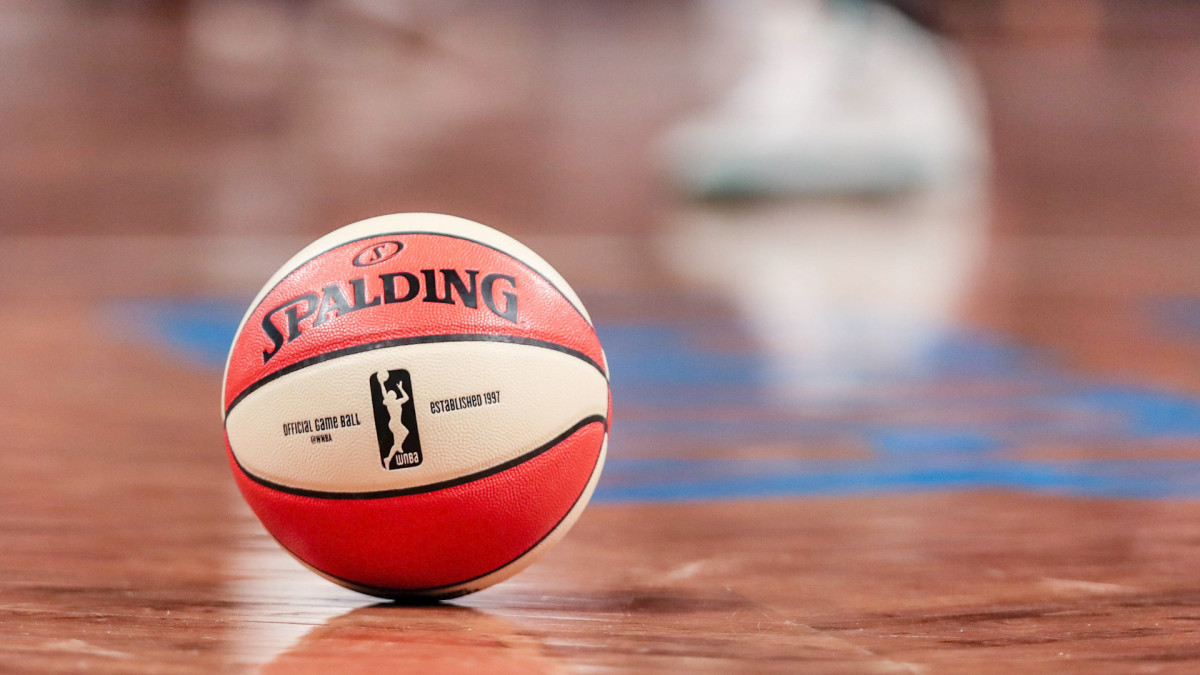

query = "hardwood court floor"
[
  {"left": 9, "top": 298, "right": 1200, "bottom": 673},
  {"left": 6, "top": 1, "right": 1200, "bottom": 672}
]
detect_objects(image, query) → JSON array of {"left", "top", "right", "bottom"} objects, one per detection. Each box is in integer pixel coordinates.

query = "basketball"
[{"left": 221, "top": 213, "right": 610, "bottom": 600}]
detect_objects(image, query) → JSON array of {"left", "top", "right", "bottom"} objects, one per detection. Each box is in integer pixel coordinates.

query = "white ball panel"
[{"left": 226, "top": 340, "right": 608, "bottom": 494}]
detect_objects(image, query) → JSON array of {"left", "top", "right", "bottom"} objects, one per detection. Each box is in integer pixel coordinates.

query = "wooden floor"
[{"left": 6, "top": 1, "right": 1200, "bottom": 672}]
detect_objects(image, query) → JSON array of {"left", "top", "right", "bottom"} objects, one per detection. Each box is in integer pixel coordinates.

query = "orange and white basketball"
[{"left": 222, "top": 213, "right": 610, "bottom": 600}]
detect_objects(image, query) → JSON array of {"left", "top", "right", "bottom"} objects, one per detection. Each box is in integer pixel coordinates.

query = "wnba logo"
[{"left": 369, "top": 369, "right": 424, "bottom": 470}]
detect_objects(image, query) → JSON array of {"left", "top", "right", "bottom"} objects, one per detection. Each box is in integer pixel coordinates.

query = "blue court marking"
[
  {"left": 111, "top": 299, "right": 243, "bottom": 368},
  {"left": 599, "top": 459, "right": 1200, "bottom": 502},
  {"left": 114, "top": 298, "right": 1200, "bottom": 503},
  {"left": 1149, "top": 297, "right": 1200, "bottom": 340}
]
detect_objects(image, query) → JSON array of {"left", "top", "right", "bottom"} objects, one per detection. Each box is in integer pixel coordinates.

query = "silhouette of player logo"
[{"left": 369, "top": 369, "right": 423, "bottom": 470}]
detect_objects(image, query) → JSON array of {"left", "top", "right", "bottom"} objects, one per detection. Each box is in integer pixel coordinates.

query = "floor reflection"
[
  {"left": 224, "top": 524, "right": 561, "bottom": 672},
  {"left": 660, "top": 183, "right": 988, "bottom": 397},
  {"left": 261, "top": 604, "right": 561, "bottom": 675}
]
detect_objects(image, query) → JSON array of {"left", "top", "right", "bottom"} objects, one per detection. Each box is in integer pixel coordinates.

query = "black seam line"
[
  {"left": 249, "top": 227, "right": 593, "bottom": 332},
  {"left": 271, "top": 427, "right": 607, "bottom": 598},
  {"left": 224, "top": 333, "right": 608, "bottom": 417},
  {"left": 233, "top": 415, "right": 607, "bottom": 501}
]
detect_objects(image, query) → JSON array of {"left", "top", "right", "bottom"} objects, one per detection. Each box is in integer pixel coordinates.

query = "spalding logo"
[
  {"left": 258, "top": 269, "right": 519, "bottom": 363},
  {"left": 353, "top": 241, "right": 404, "bottom": 267}
]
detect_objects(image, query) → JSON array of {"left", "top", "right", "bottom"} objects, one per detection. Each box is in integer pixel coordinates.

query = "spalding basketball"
[{"left": 222, "top": 213, "right": 610, "bottom": 600}]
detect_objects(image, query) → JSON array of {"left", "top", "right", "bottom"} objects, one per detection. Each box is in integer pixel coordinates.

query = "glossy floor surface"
[{"left": 6, "top": 1, "right": 1200, "bottom": 672}]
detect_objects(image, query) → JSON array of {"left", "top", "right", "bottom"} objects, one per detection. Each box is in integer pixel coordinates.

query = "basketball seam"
[
  {"left": 231, "top": 415, "right": 607, "bottom": 499},
  {"left": 224, "top": 333, "right": 607, "bottom": 417},
  {"left": 262, "top": 429, "right": 607, "bottom": 597}
]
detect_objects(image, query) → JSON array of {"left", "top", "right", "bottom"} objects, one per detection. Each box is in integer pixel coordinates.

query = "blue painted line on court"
[
  {"left": 113, "top": 298, "right": 1200, "bottom": 503},
  {"left": 594, "top": 458, "right": 1200, "bottom": 503},
  {"left": 1150, "top": 297, "right": 1200, "bottom": 340},
  {"left": 594, "top": 460, "right": 1200, "bottom": 503},
  {"left": 869, "top": 429, "right": 1002, "bottom": 454},
  {"left": 112, "top": 299, "right": 243, "bottom": 368}
]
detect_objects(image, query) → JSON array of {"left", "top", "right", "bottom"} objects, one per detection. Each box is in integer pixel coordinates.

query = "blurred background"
[
  {"left": 5, "top": 0, "right": 1200, "bottom": 515},
  {"left": 6, "top": 0, "right": 1200, "bottom": 513},
  {"left": 3, "top": 0, "right": 1200, "bottom": 366},
  {"left": 8, "top": 0, "right": 1200, "bottom": 669}
]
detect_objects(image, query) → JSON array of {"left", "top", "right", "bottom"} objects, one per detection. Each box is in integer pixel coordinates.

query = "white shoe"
[{"left": 665, "top": 0, "right": 988, "bottom": 197}]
